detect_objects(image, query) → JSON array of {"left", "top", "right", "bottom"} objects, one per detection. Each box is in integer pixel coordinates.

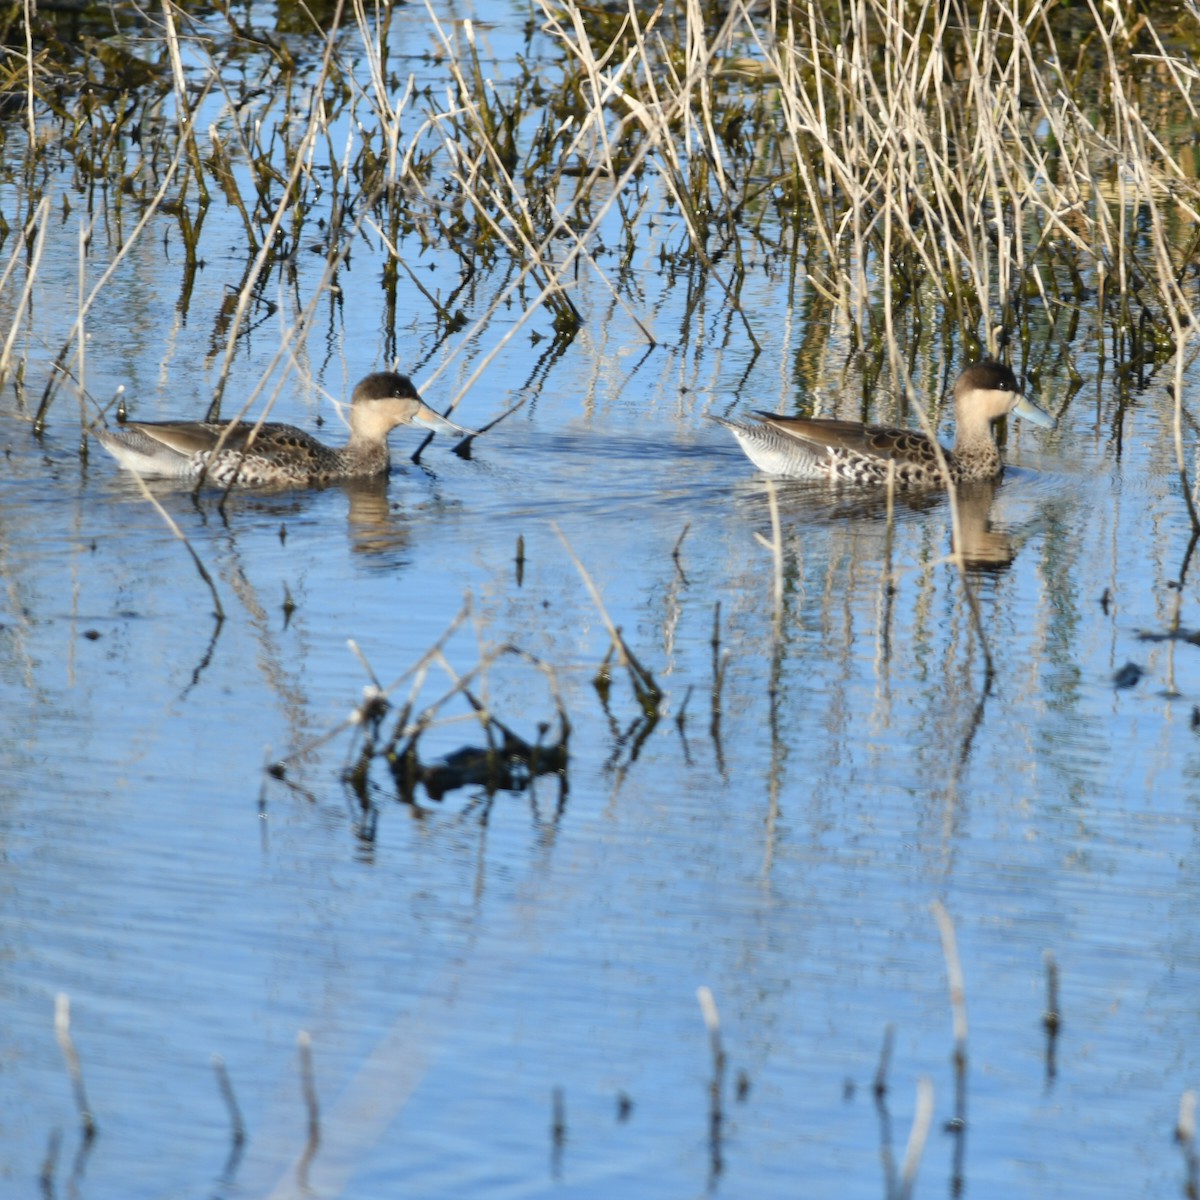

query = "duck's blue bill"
[
  {"left": 1012, "top": 394, "right": 1056, "bottom": 430},
  {"left": 414, "top": 403, "right": 471, "bottom": 436}
]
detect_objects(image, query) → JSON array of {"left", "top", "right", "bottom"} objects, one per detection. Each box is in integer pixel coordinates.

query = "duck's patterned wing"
[
  {"left": 752, "top": 414, "right": 932, "bottom": 461},
  {"left": 241, "top": 424, "right": 328, "bottom": 464},
  {"left": 110, "top": 420, "right": 222, "bottom": 458},
  {"left": 128, "top": 420, "right": 322, "bottom": 461},
  {"left": 752, "top": 414, "right": 947, "bottom": 479}
]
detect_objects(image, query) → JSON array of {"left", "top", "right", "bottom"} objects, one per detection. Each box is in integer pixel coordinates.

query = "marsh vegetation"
[
  {"left": 5, "top": 0, "right": 1198, "bottom": 411},
  {"left": 3, "top": 0, "right": 1200, "bottom": 1196}
]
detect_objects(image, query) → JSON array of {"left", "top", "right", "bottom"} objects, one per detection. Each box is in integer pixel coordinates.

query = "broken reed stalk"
[
  {"left": 22, "top": 0, "right": 35, "bottom": 143},
  {"left": 39, "top": 1129, "right": 61, "bottom": 1195},
  {"left": 895, "top": 1076, "right": 934, "bottom": 1200},
  {"left": 550, "top": 1086, "right": 566, "bottom": 1177},
  {"left": 874, "top": 1023, "right": 894, "bottom": 1100},
  {"left": 710, "top": 601, "right": 727, "bottom": 753},
  {"left": 1043, "top": 949, "right": 1060, "bottom": 1083},
  {"left": 551, "top": 1089, "right": 566, "bottom": 1142},
  {"left": 876, "top": 459, "right": 899, "bottom": 671},
  {"left": 932, "top": 898, "right": 968, "bottom": 1051},
  {"left": 296, "top": 1031, "right": 321, "bottom": 1187},
  {"left": 710, "top": 599, "right": 721, "bottom": 664},
  {"left": 872, "top": 1023, "right": 897, "bottom": 1200},
  {"left": 696, "top": 986, "right": 725, "bottom": 1181},
  {"left": 74, "top": 216, "right": 92, "bottom": 445},
  {"left": 212, "top": 1055, "right": 246, "bottom": 1148},
  {"left": 347, "top": 638, "right": 383, "bottom": 692},
  {"left": 54, "top": 993, "right": 97, "bottom": 1141},
  {"left": 671, "top": 523, "right": 690, "bottom": 582},
  {"left": 1177, "top": 1090, "right": 1199, "bottom": 1197},
  {"left": 931, "top": 900, "right": 968, "bottom": 1124},
  {"left": 1043, "top": 949, "right": 1061, "bottom": 1033}
]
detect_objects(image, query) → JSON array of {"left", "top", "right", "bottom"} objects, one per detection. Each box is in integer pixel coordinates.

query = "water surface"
[{"left": 3, "top": 3, "right": 1200, "bottom": 1198}]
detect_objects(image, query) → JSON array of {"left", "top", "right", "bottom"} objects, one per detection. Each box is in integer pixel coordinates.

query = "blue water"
[{"left": 3, "top": 3, "right": 1200, "bottom": 1198}]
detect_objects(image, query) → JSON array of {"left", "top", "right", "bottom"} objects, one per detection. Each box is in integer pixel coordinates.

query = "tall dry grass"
[{"left": 1, "top": 0, "right": 1196, "bottom": 426}]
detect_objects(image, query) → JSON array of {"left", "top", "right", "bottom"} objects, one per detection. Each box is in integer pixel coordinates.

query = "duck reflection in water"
[
  {"left": 951, "top": 480, "right": 1017, "bottom": 573},
  {"left": 736, "top": 473, "right": 1032, "bottom": 577}
]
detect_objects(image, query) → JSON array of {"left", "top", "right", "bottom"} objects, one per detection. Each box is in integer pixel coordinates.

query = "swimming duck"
[
  {"left": 711, "top": 362, "right": 1054, "bottom": 486},
  {"left": 94, "top": 372, "right": 463, "bottom": 487}
]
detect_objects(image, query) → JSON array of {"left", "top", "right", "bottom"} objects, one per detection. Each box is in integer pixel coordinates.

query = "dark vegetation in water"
[{"left": 268, "top": 598, "right": 572, "bottom": 838}]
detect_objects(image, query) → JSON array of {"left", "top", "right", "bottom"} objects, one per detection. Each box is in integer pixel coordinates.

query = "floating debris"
[
  {"left": 1113, "top": 662, "right": 1145, "bottom": 689},
  {"left": 395, "top": 727, "right": 569, "bottom": 803},
  {"left": 1137, "top": 627, "right": 1200, "bottom": 646}
]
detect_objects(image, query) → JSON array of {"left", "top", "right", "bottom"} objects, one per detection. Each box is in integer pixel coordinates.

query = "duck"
[
  {"left": 93, "top": 372, "right": 464, "bottom": 488},
  {"left": 711, "top": 362, "right": 1054, "bottom": 486}
]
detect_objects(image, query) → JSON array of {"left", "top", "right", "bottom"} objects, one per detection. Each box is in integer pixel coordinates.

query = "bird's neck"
[
  {"left": 339, "top": 437, "right": 391, "bottom": 473},
  {"left": 952, "top": 415, "right": 1001, "bottom": 476}
]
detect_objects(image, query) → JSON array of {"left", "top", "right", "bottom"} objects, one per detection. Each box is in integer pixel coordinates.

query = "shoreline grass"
[{"left": 0, "top": 1, "right": 1195, "bottom": 396}]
